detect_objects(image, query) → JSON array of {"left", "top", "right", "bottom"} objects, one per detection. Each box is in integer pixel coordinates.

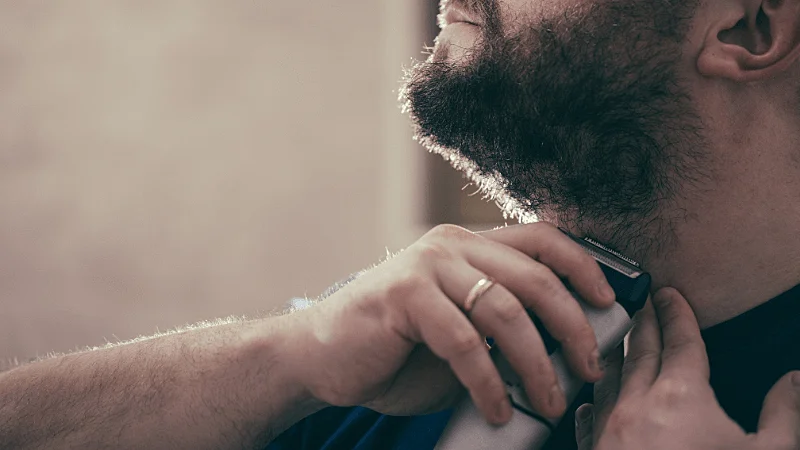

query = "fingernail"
[
  {"left": 549, "top": 384, "right": 565, "bottom": 413},
  {"left": 792, "top": 372, "right": 800, "bottom": 388},
  {"left": 598, "top": 283, "right": 615, "bottom": 303},
  {"left": 588, "top": 348, "right": 603, "bottom": 375},
  {"left": 576, "top": 406, "right": 593, "bottom": 423}
]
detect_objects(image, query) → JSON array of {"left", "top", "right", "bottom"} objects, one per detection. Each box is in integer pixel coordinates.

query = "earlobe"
[{"left": 697, "top": 0, "right": 800, "bottom": 83}]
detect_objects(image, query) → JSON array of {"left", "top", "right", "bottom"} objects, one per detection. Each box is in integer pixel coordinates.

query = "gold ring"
[{"left": 463, "top": 277, "right": 496, "bottom": 313}]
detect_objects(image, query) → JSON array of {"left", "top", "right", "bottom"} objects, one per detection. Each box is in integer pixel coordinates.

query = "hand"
[
  {"left": 283, "top": 223, "right": 616, "bottom": 424},
  {"left": 575, "top": 288, "right": 800, "bottom": 450}
]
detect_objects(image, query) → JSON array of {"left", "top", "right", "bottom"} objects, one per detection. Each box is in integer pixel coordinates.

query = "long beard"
[{"left": 401, "top": 1, "right": 708, "bottom": 259}]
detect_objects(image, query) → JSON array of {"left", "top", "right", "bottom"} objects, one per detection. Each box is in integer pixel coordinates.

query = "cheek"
[
  {"left": 496, "top": 0, "right": 590, "bottom": 33},
  {"left": 435, "top": 23, "right": 483, "bottom": 63},
  {"left": 496, "top": 0, "right": 538, "bottom": 28}
]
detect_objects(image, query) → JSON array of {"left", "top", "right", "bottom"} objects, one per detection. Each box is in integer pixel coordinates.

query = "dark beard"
[{"left": 402, "top": 1, "right": 709, "bottom": 260}]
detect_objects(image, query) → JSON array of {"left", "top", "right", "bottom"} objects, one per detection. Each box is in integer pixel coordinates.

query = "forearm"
[{"left": 0, "top": 314, "right": 326, "bottom": 449}]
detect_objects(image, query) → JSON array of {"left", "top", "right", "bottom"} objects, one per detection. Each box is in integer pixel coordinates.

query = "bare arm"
[{"left": 0, "top": 313, "right": 326, "bottom": 450}]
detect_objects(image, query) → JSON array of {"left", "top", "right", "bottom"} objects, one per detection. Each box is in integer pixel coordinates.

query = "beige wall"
[{"left": 0, "top": 1, "right": 427, "bottom": 359}]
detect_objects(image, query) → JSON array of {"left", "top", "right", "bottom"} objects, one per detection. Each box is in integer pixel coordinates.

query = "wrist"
[{"left": 238, "top": 313, "right": 328, "bottom": 441}]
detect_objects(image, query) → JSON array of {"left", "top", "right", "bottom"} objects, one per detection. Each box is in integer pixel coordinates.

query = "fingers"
[
  {"left": 406, "top": 286, "right": 512, "bottom": 425},
  {"left": 410, "top": 222, "right": 616, "bottom": 423},
  {"left": 575, "top": 404, "right": 595, "bottom": 450},
  {"left": 755, "top": 371, "right": 800, "bottom": 448},
  {"left": 478, "top": 223, "right": 616, "bottom": 308},
  {"left": 652, "top": 288, "right": 710, "bottom": 382},
  {"left": 619, "top": 299, "right": 661, "bottom": 395},
  {"left": 592, "top": 345, "right": 623, "bottom": 440},
  {"left": 437, "top": 262, "right": 566, "bottom": 418},
  {"left": 459, "top": 240, "right": 604, "bottom": 382}
]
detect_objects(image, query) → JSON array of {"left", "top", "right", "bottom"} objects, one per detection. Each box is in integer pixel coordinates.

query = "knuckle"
[
  {"left": 489, "top": 292, "right": 525, "bottom": 324},
  {"left": 427, "top": 224, "right": 473, "bottom": 241},
  {"left": 656, "top": 302, "right": 683, "bottom": 327},
  {"left": 475, "top": 369, "right": 503, "bottom": 392},
  {"left": 532, "top": 353, "right": 555, "bottom": 379},
  {"left": 414, "top": 242, "right": 454, "bottom": 263},
  {"left": 526, "top": 266, "right": 562, "bottom": 296},
  {"left": 447, "top": 330, "right": 484, "bottom": 357},
  {"left": 654, "top": 379, "right": 692, "bottom": 406},
  {"left": 571, "top": 250, "right": 601, "bottom": 276},
  {"left": 582, "top": 252, "right": 602, "bottom": 270},
  {"left": 531, "top": 234, "right": 556, "bottom": 256}
]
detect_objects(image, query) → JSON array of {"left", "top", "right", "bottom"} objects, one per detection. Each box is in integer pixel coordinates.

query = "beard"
[{"left": 402, "top": 0, "right": 709, "bottom": 261}]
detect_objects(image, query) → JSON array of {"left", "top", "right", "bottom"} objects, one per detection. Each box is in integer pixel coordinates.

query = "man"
[
  {"left": 2, "top": 0, "right": 800, "bottom": 449},
  {"left": 265, "top": 0, "right": 800, "bottom": 447}
]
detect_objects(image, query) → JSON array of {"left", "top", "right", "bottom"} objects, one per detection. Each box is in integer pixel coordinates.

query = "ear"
[{"left": 697, "top": 0, "right": 800, "bottom": 83}]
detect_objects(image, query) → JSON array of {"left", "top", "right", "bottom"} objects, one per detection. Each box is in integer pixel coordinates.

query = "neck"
[
  {"left": 646, "top": 199, "right": 800, "bottom": 329},
  {"left": 559, "top": 147, "right": 800, "bottom": 329}
]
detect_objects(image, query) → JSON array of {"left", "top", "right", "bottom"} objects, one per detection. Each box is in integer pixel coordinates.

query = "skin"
[
  {"left": 0, "top": 317, "right": 329, "bottom": 449},
  {"left": 576, "top": 289, "right": 800, "bottom": 450},
  {"left": 284, "top": 224, "right": 614, "bottom": 423},
  {"left": 409, "top": 0, "right": 800, "bottom": 330},
  {"left": 649, "top": 0, "right": 800, "bottom": 328},
  {"left": 2, "top": 0, "right": 800, "bottom": 448},
  {"left": 0, "top": 223, "right": 618, "bottom": 448}
]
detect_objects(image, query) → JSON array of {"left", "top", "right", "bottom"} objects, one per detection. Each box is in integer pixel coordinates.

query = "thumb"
[
  {"left": 756, "top": 371, "right": 800, "bottom": 448},
  {"left": 363, "top": 345, "right": 466, "bottom": 415}
]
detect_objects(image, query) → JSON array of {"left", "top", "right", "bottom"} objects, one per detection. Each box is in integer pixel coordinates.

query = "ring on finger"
[{"left": 463, "top": 277, "right": 497, "bottom": 313}]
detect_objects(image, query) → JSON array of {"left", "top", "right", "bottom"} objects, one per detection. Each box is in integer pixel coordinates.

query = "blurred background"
[{"left": 0, "top": 1, "right": 504, "bottom": 361}]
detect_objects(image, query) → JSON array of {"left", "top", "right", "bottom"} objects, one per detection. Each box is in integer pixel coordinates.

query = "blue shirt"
[
  {"left": 266, "top": 407, "right": 453, "bottom": 449},
  {"left": 266, "top": 384, "right": 595, "bottom": 450}
]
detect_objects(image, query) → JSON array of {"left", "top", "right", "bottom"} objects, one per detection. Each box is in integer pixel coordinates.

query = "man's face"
[{"left": 403, "top": 0, "right": 707, "bottom": 256}]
